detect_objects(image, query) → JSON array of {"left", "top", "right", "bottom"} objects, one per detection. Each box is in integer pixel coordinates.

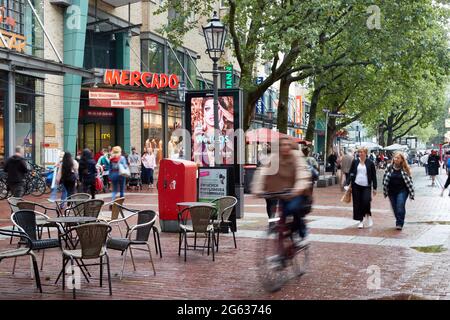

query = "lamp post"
[{"left": 203, "top": 11, "right": 227, "bottom": 166}]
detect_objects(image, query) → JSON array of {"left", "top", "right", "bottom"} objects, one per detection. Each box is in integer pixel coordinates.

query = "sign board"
[
  {"left": 295, "top": 96, "right": 303, "bottom": 125},
  {"left": 198, "top": 168, "right": 228, "bottom": 201},
  {"left": 89, "top": 89, "right": 158, "bottom": 110},
  {"left": 44, "top": 123, "right": 56, "bottom": 137},
  {"left": 0, "top": 7, "right": 26, "bottom": 53},
  {"left": 103, "top": 69, "right": 179, "bottom": 89},
  {"left": 225, "top": 64, "right": 234, "bottom": 88}
]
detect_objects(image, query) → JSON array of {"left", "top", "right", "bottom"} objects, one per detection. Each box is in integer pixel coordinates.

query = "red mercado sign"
[
  {"left": 103, "top": 69, "right": 180, "bottom": 90},
  {"left": 89, "top": 89, "right": 159, "bottom": 110}
]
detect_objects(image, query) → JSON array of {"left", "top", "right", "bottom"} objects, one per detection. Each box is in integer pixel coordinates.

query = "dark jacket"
[
  {"left": 4, "top": 155, "right": 28, "bottom": 183},
  {"left": 346, "top": 158, "right": 377, "bottom": 190},
  {"left": 78, "top": 150, "right": 96, "bottom": 184}
]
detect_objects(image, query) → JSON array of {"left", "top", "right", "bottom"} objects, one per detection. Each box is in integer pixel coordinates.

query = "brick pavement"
[{"left": 1, "top": 166, "right": 450, "bottom": 300}]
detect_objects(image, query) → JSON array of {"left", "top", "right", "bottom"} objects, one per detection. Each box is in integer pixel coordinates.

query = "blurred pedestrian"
[
  {"left": 141, "top": 148, "right": 156, "bottom": 189},
  {"left": 383, "top": 152, "right": 414, "bottom": 230},
  {"left": 252, "top": 137, "right": 313, "bottom": 245},
  {"left": 57, "top": 152, "right": 79, "bottom": 198},
  {"left": 129, "top": 147, "right": 141, "bottom": 179},
  {"left": 97, "top": 148, "right": 110, "bottom": 192},
  {"left": 427, "top": 150, "right": 440, "bottom": 187},
  {"left": 327, "top": 151, "right": 337, "bottom": 176},
  {"left": 4, "top": 146, "right": 29, "bottom": 197},
  {"left": 345, "top": 146, "right": 377, "bottom": 229},
  {"left": 110, "top": 146, "right": 129, "bottom": 200},
  {"left": 78, "top": 148, "right": 97, "bottom": 198},
  {"left": 340, "top": 149, "right": 354, "bottom": 191},
  {"left": 421, "top": 152, "right": 429, "bottom": 176}
]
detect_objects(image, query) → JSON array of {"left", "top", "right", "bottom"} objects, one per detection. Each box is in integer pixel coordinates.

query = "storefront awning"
[{"left": 0, "top": 48, "right": 95, "bottom": 78}]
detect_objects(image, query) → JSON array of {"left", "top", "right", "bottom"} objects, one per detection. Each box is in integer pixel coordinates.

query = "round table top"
[
  {"left": 47, "top": 216, "right": 98, "bottom": 224},
  {"left": 176, "top": 202, "right": 215, "bottom": 208}
]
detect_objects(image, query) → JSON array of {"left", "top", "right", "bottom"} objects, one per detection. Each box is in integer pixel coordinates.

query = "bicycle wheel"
[
  {"left": 257, "top": 227, "right": 288, "bottom": 293},
  {"left": 292, "top": 243, "right": 310, "bottom": 277},
  {"left": 31, "top": 178, "right": 46, "bottom": 197},
  {"left": 0, "top": 179, "right": 9, "bottom": 200}
]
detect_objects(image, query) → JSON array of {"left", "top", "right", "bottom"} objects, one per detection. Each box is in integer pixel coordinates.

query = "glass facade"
[
  {"left": 167, "top": 105, "right": 182, "bottom": 159},
  {"left": 141, "top": 39, "right": 165, "bottom": 74},
  {"left": 84, "top": 30, "right": 116, "bottom": 69},
  {"left": 142, "top": 103, "right": 164, "bottom": 164}
]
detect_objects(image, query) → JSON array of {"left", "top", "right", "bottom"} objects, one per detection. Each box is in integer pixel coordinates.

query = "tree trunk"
[
  {"left": 305, "top": 84, "right": 322, "bottom": 142},
  {"left": 386, "top": 113, "right": 395, "bottom": 146},
  {"left": 326, "top": 116, "right": 337, "bottom": 156},
  {"left": 277, "top": 75, "right": 291, "bottom": 133}
]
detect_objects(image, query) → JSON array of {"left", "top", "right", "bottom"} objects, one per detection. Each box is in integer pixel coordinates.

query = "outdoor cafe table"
[{"left": 47, "top": 216, "right": 98, "bottom": 284}]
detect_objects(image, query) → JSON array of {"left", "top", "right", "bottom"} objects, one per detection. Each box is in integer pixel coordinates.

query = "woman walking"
[
  {"left": 78, "top": 149, "right": 97, "bottom": 199},
  {"left": 345, "top": 147, "right": 377, "bottom": 229},
  {"left": 383, "top": 152, "right": 414, "bottom": 230},
  {"left": 141, "top": 148, "right": 156, "bottom": 189},
  {"left": 427, "top": 150, "right": 441, "bottom": 187},
  {"left": 56, "top": 152, "right": 79, "bottom": 198},
  {"left": 110, "top": 146, "right": 129, "bottom": 200}
]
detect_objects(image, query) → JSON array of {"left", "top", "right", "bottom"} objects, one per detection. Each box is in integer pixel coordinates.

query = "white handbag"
[{"left": 119, "top": 163, "right": 131, "bottom": 177}]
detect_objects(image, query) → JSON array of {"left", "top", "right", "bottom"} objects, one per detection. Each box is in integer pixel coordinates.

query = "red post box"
[{"left": 157, "top": 159, "right": 198, "bottom": 232}]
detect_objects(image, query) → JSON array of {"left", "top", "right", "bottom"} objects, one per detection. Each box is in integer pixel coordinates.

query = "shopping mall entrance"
[{"left": 77, "top": 108, "right": 116, "bottom": 154}]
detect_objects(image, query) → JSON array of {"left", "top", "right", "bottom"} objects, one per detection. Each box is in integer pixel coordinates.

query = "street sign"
[
  {"left": 255, "top": 77, "right": 265, "bottom": 114},
  {"left": 329, "top": 112, "right": 346, "bottom": 118}
]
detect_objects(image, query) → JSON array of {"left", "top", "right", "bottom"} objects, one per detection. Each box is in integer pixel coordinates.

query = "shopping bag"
[
  {"left": 95, "top": 176, "right": 104, "bottom": 192},
  {"left": 341, "top": 187, "right": 352, "bottom": 203}
]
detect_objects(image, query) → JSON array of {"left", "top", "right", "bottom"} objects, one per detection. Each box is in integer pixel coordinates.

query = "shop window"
[
  {"left": 167, "top": 105, "right": 183, "bottom": 159},
  {"left": 143, "top": 104, "right": 164, "bottom": 165}
]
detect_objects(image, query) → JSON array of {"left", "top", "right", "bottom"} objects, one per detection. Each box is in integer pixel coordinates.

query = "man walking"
[{"left": 4, "top": 146, "right": 29, "bottom": 197}]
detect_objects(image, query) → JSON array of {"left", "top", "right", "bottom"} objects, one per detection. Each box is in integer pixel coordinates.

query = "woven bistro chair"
[
  {"left": 64, "top": 199, "right": 104, "bottom": 218},
  {"left": 11, "top": 210, "right": 61, "bottom": 272},
  {"left": 7, "top": 197, "right": 23, "bottom": 244},
  {"left": 97, "top": 197, "right": 126, "bottom": 234},
  {"left": 58, "top": 193, "right": 92, "bottom": 216},
  {"left": 210, "top": 196, "right": 238, "bottom": 252},
  {"left": 17, "top": 201, "right": 60, "bottom": 239},
  {"left": 59, "top": 223, "right": 112, "bottom": 299},
  {"left": 0, "top": 228, "right": 42, "bottom": 293},
  {"left": 113, "top": 203, "right": 163, "bottom": 258},
  {"left": 107, "top": 210, "right": 157, "bottom": 279},
  {"left": 178, "top": 205, "right": 216, "bottom": 262}
]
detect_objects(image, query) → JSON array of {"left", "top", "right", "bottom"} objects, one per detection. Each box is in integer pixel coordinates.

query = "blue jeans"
[
  {"left": 388, "top": 190, "right": 408, "bottom": 227},
  {"left": 280, "top": 195, "right": 308, "bottom": 238},
  {"left": 111, "top": 175, "right": 126, "bottom": 200}
]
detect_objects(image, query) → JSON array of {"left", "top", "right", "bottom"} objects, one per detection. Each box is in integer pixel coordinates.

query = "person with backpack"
[
  {"left": 56, "top": 152, "right": 79, "bottom": 198},
  {"left": 110, "top": 146, "right": 130, "bottom": 201},
  {"left": 78, "top": 149, "right": 97, "bottom": 198}
]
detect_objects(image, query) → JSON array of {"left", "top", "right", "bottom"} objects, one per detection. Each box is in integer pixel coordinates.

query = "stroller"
[{"left": 127, "top": 165, "right": 143, "bottom": 191}]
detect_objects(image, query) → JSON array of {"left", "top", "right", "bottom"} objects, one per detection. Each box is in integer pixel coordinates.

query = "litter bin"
[{"left": 157, "top": 159, "right": 198, "bottom": 232}]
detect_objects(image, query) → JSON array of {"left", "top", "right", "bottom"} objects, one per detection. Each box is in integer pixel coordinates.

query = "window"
[
  {"left": 84, "top": 30, "right": 116, "bottom": 69},
  {"left": 145, "top": 40, "right": 165, "bottom": 74},
  {"left": 143, "top": 104, "right": 164, "bottom": 164},
  {"left": 186, "top": 56, "right": 197, "bottom": 88},
  {"left": 168, "top": 49, "right": 184, "bottom": 80}
]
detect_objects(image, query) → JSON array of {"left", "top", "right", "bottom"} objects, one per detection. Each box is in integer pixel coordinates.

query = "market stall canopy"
[
  {"left": 358, "top": 142, "right": 383, "bottom": 150},
  {"left": 245, "top": 128, "right": 307, "bottom": 144},
  {"left": 384, "top": 143, "right": 409, "bottom": 151}
]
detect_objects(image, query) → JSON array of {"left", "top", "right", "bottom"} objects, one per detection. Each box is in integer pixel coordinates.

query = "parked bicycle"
[
  {"left": 257, "top": 190, "right": 310, "bottom": 293},
  {"left": 0, "top": 162, "right": 47, "bottom": 199}
]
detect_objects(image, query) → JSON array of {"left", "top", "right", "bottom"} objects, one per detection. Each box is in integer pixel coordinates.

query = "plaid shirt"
[{"left": 383, "top": 164, "right": 415, "bottom": 200}]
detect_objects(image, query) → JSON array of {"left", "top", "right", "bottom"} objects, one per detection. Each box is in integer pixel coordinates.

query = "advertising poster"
[
  {"left": 198, "top": 168, "right": 228, "bottom": 201},
  {"left": 190, "top": 95, "right": 235, "bottom": 166}
]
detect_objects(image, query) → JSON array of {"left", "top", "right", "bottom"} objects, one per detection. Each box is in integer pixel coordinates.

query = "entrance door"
[{"left": 79, "top": 123, "right": 115, "bottom": 153}]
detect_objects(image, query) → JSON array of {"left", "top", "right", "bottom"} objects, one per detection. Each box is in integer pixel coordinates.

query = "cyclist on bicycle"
[{"left": 252, "top": 137, "right": 312, "bottom": 247}]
